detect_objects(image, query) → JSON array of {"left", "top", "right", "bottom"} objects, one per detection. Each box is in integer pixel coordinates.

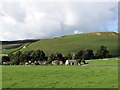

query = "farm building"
[
  {"left": 65, "top": 60, "right": 78, "bottom": 65},
  {"left": 23, "top": 46, "right": 26, "bottom": 49},
  {"left": 2, "top": 62, "right": 12, "bottom": 65},
  {"left": 34, "top": 61, "right": 47, "bottom": 65},
  {"left": 24, "top": 61, "right": 47, "bottom": 65},
  {"left": 52, "top": 60, "right": 63, "bottom": 65}
]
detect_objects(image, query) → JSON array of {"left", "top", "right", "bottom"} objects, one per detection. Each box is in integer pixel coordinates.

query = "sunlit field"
[{"left": 2, "top": 60, "right": 118, "bottom": 88}]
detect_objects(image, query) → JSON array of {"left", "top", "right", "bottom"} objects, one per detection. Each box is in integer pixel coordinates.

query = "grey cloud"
[
  {"left": 1, "top": 2, "right": 26, "bottom": 22},
  {"left": 0, "top": 2, "right": 118, "bottom": 41}
]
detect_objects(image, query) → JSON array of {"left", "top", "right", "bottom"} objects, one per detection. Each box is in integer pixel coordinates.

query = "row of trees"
[
  {"left": 74, "top": 46, "right": 109, "bottom": 63},
  {"left": 2, "top": 46, "right": 110, "bottom": 65}
]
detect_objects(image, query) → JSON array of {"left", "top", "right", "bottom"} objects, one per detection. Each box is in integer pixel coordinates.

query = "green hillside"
[
  {"left": 1, "top": 39, "right": 40, "bottom": 54},
  {"left": 20, "top": 32, "right": 119, "bottom": 56}
]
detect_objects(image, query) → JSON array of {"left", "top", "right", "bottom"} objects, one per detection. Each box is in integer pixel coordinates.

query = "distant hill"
[
  {"left": 1, "top": 39, "right": 40, "bottom": 54},
  {"left": 18, "top": 32, "right": 119, "bottom": 57},
  {"left": 1, "top": 39, "right": 40, "bottom": 45}
]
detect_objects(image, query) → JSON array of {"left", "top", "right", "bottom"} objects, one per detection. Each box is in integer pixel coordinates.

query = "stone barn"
[
  {"left": 52, "top": 60, "right": 63, "bottom": 65},
  {"left": 2, "top": 62, "right": 12, "bottom": 65},
  {"left": 65, "top": 60, "right": 78, "bottom": 65}
]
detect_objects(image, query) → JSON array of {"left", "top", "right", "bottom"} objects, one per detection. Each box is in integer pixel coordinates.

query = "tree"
[
  {"left": 8, "top": 53, "right": 14, "bottom": 62},
  {"left": 64, "top": 53, "right": 72, "bottom": 60},
  {"left": 22, "top": 51, "right": 33, "bottom": 62},
  {"left": 15, "top": 51, "right": 22, "bottom": 57},
  {"left": 12, "top": 56, "right": 20, "bottom": 65},
  {"left": 48, "top": 54, "right": 56, "bottom": 63},
  {"left": 82, "top": 48, "right": 94, "bottom": 60},
  {"left": 95, "top": 46, "right": 109, "bottom": 59},
  {"left": 30, "top": 49, "right": 45, "bottom": 61},
  {"left": 8, "top": 51, "right": 22, "bottom": 65},
  {"left": 55, "top": 53, "right": 63, "bottom": 61},
  {"left": 19, "top": 52, "right": 30, "bottom": 63},
  {"left": 74, "top": 50, "right": 83, "bottom": 64},
  {"left": 9, "top": 51, "right": 33, "bottom": 65},
  {"left": 74, "top": 49, "right": 93, "bottom": 64},
  {"left": 74, "top": 50, "right": 83, "bottom": 60},
  {"left": 2, "top": 56, "right": 10, "bottom": 62}
]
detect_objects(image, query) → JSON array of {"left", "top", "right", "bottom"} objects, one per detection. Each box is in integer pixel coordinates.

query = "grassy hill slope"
[
  {"left": 20, "top": 32, "right": 119, "bottom": 56},
  {"left": 1, "top": 39, "right": 40, "bottom": 54}
]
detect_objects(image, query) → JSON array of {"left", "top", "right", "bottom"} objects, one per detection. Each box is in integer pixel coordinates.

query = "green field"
[
  {"left": 2, "top": 60, "right": 118, "bottom": 88},
  {"left": 20, "top": 32, "right": 119, "bottom": 56}
]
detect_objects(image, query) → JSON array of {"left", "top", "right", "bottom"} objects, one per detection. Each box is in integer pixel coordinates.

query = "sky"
[{"left": 0, "top": 1, "right": 118, "bottom": 41}]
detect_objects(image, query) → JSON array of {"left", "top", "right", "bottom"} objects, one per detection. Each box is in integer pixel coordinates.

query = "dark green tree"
[
  {"left": 19, "top": 52, "right": 30, "bottom": 63},
  {"left": 23, "top": 51, "right": 33, "bottom": 62},
  {"left": 9, "top": 51, "right": 22, "bottom": 65},
  {"left": 48, "top": 54, "right": 56, "bottom": 63},
  {"left": 30, "top": 49, "right": 45, "bottom": 61},
  {"left": 8, "top": 53, "right": 14, "bottom": 62},
  {"left": 64, "top": 53, "right": 72, "bottom": 60},
  {"left": 15, "top": 51, "right": 22, "bottom": 57},
  {"left": 55, "top": 53, "right": 63, "bottom": 61},
  {"left": 74, "top": 50, "right": 83, "bottom": 60},
  {"left": 74, "top": 50, "right": 83, "bottom": 64},
  {"left": 12, "top": 56, "right": 20, "bottom": 65},
  {"left": 2, "top": 56, "right": 10, "bottom": 62},
  {"left": 74, "top": 49, "right": 93, "bottom": 64},
  {"left": 82, "top": 48, "right": 94, "bottom": 60},
  {"left": 49, "top": 54, "right": 56, "bottom": 61},
  {"left": 95, "top": 46, "right": 109, "bottom": 59}
]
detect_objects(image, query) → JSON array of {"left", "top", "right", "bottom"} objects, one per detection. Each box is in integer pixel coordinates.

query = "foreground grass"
[
  {"left": 87, "top": 59, "right": 118, "bottom": 65},
  {"left": 2, "top": 60, "right": 118, "bottom": 88}
]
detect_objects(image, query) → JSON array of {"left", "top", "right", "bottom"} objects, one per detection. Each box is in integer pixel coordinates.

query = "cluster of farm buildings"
[{"left": 2, "top": 60, "right": 81, "bottom": 66}]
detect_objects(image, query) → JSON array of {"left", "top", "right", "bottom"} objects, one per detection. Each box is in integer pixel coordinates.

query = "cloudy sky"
[{"left": 0, "top": 1, "right": 118, "bottom": 41}]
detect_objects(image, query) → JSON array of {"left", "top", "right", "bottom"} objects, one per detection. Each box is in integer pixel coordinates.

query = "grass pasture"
[{"left": 2, "top": 59, "right": 118, "bottom": 88}]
